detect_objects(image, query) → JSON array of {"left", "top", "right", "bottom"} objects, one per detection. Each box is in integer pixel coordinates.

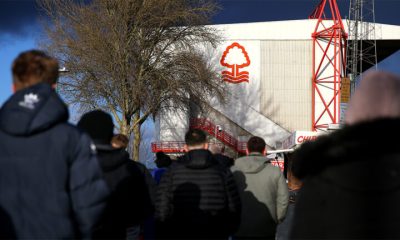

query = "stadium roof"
[{"left": 212, "top": 19, "right": 400, "bottom": 70}]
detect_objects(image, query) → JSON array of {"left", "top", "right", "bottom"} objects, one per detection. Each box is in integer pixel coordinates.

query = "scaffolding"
[{"left": 347, "top": 0, "right": 378, "bottom": 92}]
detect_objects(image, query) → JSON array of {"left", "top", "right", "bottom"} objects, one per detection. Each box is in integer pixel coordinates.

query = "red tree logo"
[{"left": 220, "top": 42, "right": 251, "bottom": 84}]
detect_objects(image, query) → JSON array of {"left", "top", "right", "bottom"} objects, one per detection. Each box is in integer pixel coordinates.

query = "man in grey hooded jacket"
[{"left": 231, "top": 136, "right": 289, "bottom": 239}]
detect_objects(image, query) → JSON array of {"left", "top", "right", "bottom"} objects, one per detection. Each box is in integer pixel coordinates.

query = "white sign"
[{"left": 282, "top": 131, "right": 321, "bottom": 149}]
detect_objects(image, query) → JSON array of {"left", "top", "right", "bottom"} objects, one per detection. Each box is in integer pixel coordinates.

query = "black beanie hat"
[
  {"left": 155, "top": 151, "right": 172, "bottom": 168},
  {"left": 77, "top": 110, "right": 114, "bottom": 144}
]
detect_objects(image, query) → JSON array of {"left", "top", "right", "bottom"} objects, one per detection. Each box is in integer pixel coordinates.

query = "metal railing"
[
  {"left": 152, "top": 118, "right": 247, "bottom": 153},
  {"left": 151, "top": 141, "right": 186, "bottom": 153}
]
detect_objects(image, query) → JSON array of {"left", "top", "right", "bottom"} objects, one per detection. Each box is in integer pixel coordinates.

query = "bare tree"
[{"left": 38, "top": 0, "right": 225, "bottom": 160}]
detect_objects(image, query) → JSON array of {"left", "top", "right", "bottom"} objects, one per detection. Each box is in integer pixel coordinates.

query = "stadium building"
[{"left": 152, "top": 1, "right": 400, "bottom": 158}]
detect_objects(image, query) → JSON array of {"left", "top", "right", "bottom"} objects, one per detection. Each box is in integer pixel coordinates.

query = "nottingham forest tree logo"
[{"left": 220, "top": 42, "right": 251, "bottom": 84}]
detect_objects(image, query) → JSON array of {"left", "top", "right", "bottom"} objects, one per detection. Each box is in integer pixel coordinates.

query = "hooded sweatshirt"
[
  {"left": 0, "top": 83, "right": 108, "bottom": 238},
  {"left": 231, "top": 152, "right": 289, "bottom": 239}
]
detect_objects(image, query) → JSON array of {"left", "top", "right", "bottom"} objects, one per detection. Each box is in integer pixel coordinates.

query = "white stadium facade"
[{"left": 152, "top": 4, "right": 400, "bottom": 158}]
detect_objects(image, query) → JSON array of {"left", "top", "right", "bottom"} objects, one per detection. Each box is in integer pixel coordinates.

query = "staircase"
[
  {"left": 208, "top": 93, "right": 291, "bottom": 149},
  {"left": 190, "top": 118, "right": 247, "bottom": 153},
  {"left": 151, "top": 118, "right": 286, "bottom": 171},
  {"left": 152, "top": 89, "right": 292, "bottom": 153},
  {"left": 151, "top": 118, "right": 247, "bottom": 154}
]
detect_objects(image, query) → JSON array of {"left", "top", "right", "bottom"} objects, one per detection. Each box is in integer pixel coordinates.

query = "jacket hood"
[
  {"left": 181, "top": 149, "right": 216, "bottom": 169},
  {"left": 235, "top": 152, "right": 271, "bottom": 173},
  {"left": 0, "top": 83, "right": 68, "bottom": 136},
  {"left": 292, "top": 118, "right": 400, "bottom": 181},
  {"left": 96, "top": 144, "right": 131, "bottom": 171}
]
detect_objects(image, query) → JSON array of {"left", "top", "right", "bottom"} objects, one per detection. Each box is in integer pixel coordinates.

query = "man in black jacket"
[
  {"left": 78, "top": 110, "right": 154, "bottom": 239},
  {"left": 155, "top": 129, "right": 241, "bottom": 239},
  {"left": 290, "top": 71, "right": 400, "bottom": 239},
  {"left": 0, "top": 50, "right": 109, "bottom": 238}
]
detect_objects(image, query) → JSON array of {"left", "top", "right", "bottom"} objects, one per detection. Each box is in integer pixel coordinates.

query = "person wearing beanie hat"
[
  {"left": 155, "top": 151, "right": 172, "bottom": 168},
  {"left": 77, "top": 110, "right": 114, "bottom": 145},
  {"left": 78, "top": 110, "right": 154, "bottom": 239},
  {"left": 290, "top": 71, "right": 400, "bottom": 239},
  {"left": 151, "top": 151, "right": 172, "bottom": 184}
]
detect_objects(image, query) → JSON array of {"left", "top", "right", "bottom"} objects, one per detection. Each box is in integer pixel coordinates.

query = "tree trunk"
[
  {"left": 132, "top": 112, "right": 141, "bottom": 161},
  {"left": 120, "top": 121, "right": 129, "bottom": 136},
  {"left": 121, "top": 112, "right": 132, "bottom": 157}
]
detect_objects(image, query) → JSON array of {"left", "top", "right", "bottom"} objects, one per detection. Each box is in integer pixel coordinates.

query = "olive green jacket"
[{"left": 231, "top": 152, "right": 289, "bottom": 238}]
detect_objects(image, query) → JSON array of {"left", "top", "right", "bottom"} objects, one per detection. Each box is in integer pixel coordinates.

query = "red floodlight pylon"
[{"left": 309, "top": 0, "right": 347, "bottom": 131}]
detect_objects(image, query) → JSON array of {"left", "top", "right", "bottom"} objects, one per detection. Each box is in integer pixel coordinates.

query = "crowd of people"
[{"left": 0, "top": 49, "right": 399, "bottom": 239}]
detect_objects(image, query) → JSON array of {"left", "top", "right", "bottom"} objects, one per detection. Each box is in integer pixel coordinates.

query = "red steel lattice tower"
[{"left": 309, "top": 0, "right": 348, "bottom": 131}]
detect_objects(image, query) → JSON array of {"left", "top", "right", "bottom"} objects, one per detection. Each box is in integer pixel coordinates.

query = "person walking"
[
  {"left": 111, "top": 133, "right": 157, "bottom": 239},
  {"left": 276, "top": 153, "right": 302, "bottom": 240},
  {"left": 155, "top": 129, "right": 241, "bottom": 239},
  {"left": 290, "top": 71, "right": 400, "bottom": 239},
  {"left": 231, "top": 136, "right": 289, "bottom": 239},
  {"left": 78, "top": 110, "right": 154, "bottom": 239},
  {"left": 0, "top": 50, "right": 109, "bottom": 238},
  {"left": 151, "top": 151, "right": 172, "bottom": 184},
  {"left": 209, "top": 144, "right": 234, "bottom": 168}
]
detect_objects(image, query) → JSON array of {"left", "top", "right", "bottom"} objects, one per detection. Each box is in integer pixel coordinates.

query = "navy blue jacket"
[
  {"left": 93, "top": 145, "right": 154, "bottom": 239},
  {"left": 0, "top": 83, "right": 109, "bottom": 238}
]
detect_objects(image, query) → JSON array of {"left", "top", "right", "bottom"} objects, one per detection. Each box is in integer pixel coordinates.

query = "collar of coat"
[
  {"left": 291, "top": 118, "right": 400, "bottom": 179},
  {"left": 181, "top": 149, "right": 217, "bottom": 169},
  {"left": 247, "top": 152, "right": 264, "bottom": 157}
]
